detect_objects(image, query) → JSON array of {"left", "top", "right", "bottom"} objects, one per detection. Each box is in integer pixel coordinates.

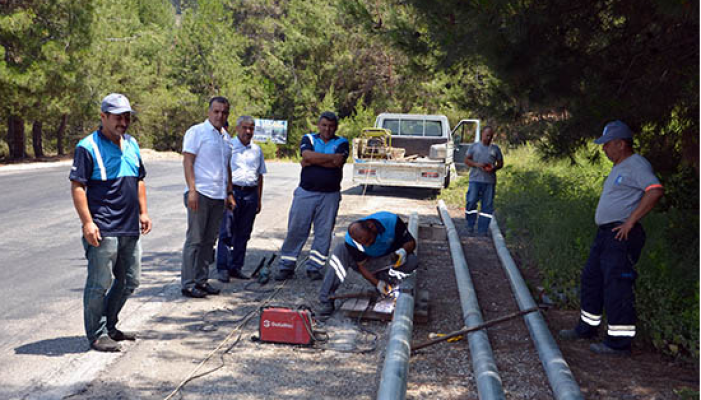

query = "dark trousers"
[
  {"left": 576, "top": 222, "right": 645, "bottom": 349},
  {"left": 216, "top": 187, "right": 259, "bottom": 272}
]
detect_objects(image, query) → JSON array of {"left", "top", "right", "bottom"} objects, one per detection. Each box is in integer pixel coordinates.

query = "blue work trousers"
[
  {"left": 217, "top": 187, "right": 259, "bottom": 273},
  {"left": 82, "top": 236, "right": 141, "bottom": 343},
  {"left": 278, "top": 187, "right": 341, "bottom": 273},
  {"left": 319, "top": 242, "right": 419, "bottom": 303},
  {"left": 576, "top": 222, "right": 645, "bottom": 349},
  {"left": 465, "top": 181, "right": 495, "bottom": 234}
]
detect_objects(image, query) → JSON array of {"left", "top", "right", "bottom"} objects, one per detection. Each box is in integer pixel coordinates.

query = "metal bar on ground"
[
  {"left": 489, "top": 218, "right": 584, "bottom": 400},
  {"left": 438, "top": 200, "right": 506, "bottom": 400},
  {"left": 376, "top": 212, "right": 419, "bottom": 400}
]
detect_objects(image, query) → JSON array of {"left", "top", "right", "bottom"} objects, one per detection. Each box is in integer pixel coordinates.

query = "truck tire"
[{"left": 444, "top": 173, "right": 451, "bottom": 188}]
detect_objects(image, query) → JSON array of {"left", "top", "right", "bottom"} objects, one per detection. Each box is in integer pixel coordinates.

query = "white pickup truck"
[{"left": 352, "top": 113, "right": 480, "bottom": 192}]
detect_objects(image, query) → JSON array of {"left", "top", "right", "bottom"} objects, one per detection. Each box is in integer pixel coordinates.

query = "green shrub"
[
  {"left": 441, "top": 144, "right": 699, "bottom": 360},
  {"left": 259, "top": 139, "right": 278, "bottom": 160}
]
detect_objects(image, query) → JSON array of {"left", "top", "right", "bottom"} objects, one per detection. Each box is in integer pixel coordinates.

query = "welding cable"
[{"left": 162, "top": 281, "right": 288, "bottom": 400}]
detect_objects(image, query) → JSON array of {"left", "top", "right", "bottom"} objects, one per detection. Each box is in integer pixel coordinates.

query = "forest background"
[{"left": 1, "top": 0, "right": 698, "bottom": 359}]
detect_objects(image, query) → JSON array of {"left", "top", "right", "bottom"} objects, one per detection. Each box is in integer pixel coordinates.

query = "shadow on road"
[{"left": 15, "top": 336, "right": 87, "bottom": 356}]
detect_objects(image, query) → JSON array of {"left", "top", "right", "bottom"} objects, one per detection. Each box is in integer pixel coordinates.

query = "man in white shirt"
[
  {"left": 181, "top": 97, "right": 232, "bottom": 298},
  {"left": 216, "top": 116, "right": 267, "bottom": 282}
]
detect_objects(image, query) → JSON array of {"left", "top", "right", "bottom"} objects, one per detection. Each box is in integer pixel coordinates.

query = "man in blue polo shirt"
[
  {"left": 69, "top": 93, "right": 153, "bottom": 352},
  {"left": 275, "top": 111, "right": 349, "bottom": 281},
  {"left": 317, "top": 211, "right": 418, "bottom": 316}
]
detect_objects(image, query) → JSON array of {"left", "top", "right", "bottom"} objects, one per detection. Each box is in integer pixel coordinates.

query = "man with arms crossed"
[{"left": 275, "top": 111, "right": 349, "bottom": 281}]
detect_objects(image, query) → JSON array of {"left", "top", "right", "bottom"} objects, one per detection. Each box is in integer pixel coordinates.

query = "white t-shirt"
[{"left": 182, "top": 119, "right": 231, "bottom": 200}]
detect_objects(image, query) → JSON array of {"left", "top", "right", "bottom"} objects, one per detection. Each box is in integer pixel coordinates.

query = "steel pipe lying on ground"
[
  {"left": 437, "top": 200, "right": 506, "bottom": 400},
  {"left": 489, "top": 218, "right": 584, "bottom": 400},
  {"left": 377, "top": 212, "right": 419, "bottom": 400}
]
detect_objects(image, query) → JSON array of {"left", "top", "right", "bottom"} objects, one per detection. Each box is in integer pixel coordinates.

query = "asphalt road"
[{"left": 0, "top": 160, "right": 320, "bottom": 400}]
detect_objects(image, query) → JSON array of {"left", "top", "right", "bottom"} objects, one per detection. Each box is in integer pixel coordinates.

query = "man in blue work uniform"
[
  {"left": 559, "top": 120, "right": 663, "bottom": 356},
  {"left": 217, "top": 116, "right": 267, "bottom": 282},
  {"left": 275, "top": 111, "right": 349, "bottom": 281},
  {"left": 464, "top": 126, "right": 504, "bottom": 236},
  {"left": 317, "top": 211, "right": 418, "bottom": 316},
  {"left": 69, "top": 93, "right": 153, "bottom": 352}
]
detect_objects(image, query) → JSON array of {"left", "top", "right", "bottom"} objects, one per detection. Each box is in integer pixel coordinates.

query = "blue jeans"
[
  {"left": 217, "top": 187, "right": 259, "bottom": 272},
  {"left": 464, "top": 181, "right": 495, "bottom": 234},
  {"left": 83, "top": 236, "right": 141, "bottom": 343}
]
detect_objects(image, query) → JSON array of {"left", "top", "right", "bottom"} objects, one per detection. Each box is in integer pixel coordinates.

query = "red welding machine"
[{"left": 259, "top": 306, "right": 314, "bottom": 345}]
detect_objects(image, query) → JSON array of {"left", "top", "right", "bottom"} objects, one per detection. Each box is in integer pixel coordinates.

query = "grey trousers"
[
  {"left": 278, "top": 187, "right": 341, "bottom": 273},
  {"left": 181, "top": 191, "right": 225, "bottom": 289},
  {"left": 319, "top": 242, "right": 418, "bottom": 303}
]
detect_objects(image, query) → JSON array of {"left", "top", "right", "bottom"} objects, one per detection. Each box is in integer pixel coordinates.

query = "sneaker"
[
  {"left": 91, "top": 336, "right": 121, "bottom": 352},
  {"left": 217, "top": 270, "right": 230, "bottom": 283},
  {"left": 589, "top": 342, "right": 631, "bottom": 356},
  {"left": 316, "top": 301, "right": 335, "bottom": 317},
  {"left": 275, "top": 269, "right": 295, "bottom": 281},
  {"left": 306, "top": 270, "right": 323, "bottom": 281},
  {"left": 558, "top": 329, "right": 592, "bottom": 341},
  {"left": 109, "top": 329, "right": 137, "bottom": 341},
  {"left": 196, "top": 282, "right": 221, "bottom": 295}
]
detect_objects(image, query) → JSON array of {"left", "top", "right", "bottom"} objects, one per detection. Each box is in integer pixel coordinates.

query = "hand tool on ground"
[{"left": 411, "top": 307, "right": 539, "bottom": 353}]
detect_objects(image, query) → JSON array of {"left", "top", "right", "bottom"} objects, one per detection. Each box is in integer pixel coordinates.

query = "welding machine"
[{"left": 258, "top": 306, "right": 314, "bottom": 345}]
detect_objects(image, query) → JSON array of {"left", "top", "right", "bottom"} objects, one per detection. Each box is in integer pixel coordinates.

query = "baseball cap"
[
  {"left": 594, "top": 120, "right": 633, "bottom": 145},
  {"left": 319, "top": 111, "right": 339, "bottom": 123},
  {"left": 101, "top": 93, "right": 134, "bottom": 114}
]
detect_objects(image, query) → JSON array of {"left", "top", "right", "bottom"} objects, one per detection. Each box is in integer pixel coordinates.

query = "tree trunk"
[
  {"left": 32, "top": 121, "right": 44, "bottom": 158},
  {"left": 55, "top": 114, "right": 68, "bottom": 155},
  {"left": 7, "top": 116, "right": 26, "bottom": 159}
]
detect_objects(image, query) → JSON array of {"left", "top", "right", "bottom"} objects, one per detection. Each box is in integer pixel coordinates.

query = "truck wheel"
[{"left": 444, "top": 174, "right": 451, "bottom": 188}]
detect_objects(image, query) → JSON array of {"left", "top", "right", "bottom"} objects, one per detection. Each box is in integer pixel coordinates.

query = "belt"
[
  {"left": 598, "top": 221, "right": 623, "bottom": 230},
  {"left": 232, "top": 184, "right": 257, "bottom": 192}
]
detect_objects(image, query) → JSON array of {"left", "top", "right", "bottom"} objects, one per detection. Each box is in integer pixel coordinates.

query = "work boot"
[
  {"left": 109, "top": 329, "right": 137, "bottom": 341},
  {"left": 91, "top": 336, "right": 121, "bottom": 352},
  {"left": 316, "top": 301, "right": 335, "bottom": 317},
  {"left": 275, "top": 269, "right": 295, "bottom": 281},
  {"left": 589, "top": 342, "right": 631, "bottom": 356},
  {"left": 181, "top": 287, "right": 207, "bottom": 298},
  {"left": 306, "top": 270, "right": 323, "bottom": 281},
  {"left": 558, "top": 329, "right": 591, "bottom": 341}
]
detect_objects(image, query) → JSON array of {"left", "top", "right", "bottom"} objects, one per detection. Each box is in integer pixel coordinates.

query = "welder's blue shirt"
[
  {"left": 69, "top": 130, "right": 146, "bottom": 237},
  {"left": 344, "top": 211, "right": 414, "bottom": 262},
  {"left": 299, "top": 133, "right": 349, "bottom": 192}
]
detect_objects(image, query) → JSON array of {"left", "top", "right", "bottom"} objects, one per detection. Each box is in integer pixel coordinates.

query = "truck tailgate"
[{"left": 353, "top": 161, "right": 446, "bottom": 189}]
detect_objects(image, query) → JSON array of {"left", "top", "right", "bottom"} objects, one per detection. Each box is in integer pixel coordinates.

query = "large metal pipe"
[
  {"left": 437, "top": 200, "right": 506, "bottom": 400},
  {"left": 377, "top": 212, "right": 419, "bottom": 400},
  {"left": 489, "top": 218, "right": 584, "bottom": 400}
]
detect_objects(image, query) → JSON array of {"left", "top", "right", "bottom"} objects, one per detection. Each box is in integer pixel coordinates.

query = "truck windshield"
[{"left": 382, "top": 119, "right": 443, "bottom": 137}]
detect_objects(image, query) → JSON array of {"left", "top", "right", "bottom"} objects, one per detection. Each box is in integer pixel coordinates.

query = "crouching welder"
[{"left": 317, "top": 211, "right": 418, "bottom": 317}]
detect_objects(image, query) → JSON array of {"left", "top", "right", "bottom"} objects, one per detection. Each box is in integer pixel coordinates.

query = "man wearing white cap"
[
  {"left": 559, "top": 120, "right": 663, "bottom": 356},
  {"left": 69, "top": 93, "right": 152, "bottom": 352}
]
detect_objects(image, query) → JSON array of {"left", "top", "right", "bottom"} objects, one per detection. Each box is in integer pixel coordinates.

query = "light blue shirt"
[{"left": 229, "top": 136, "right": 267, "bottom": 186}]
